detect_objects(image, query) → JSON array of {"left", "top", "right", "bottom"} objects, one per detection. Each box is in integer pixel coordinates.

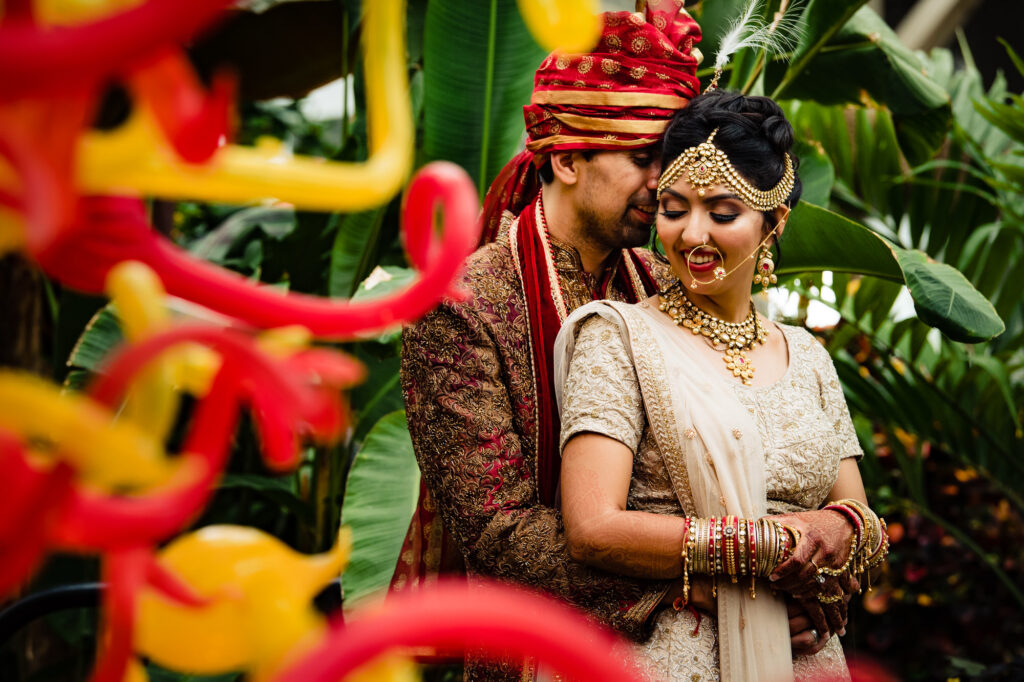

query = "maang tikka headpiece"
[{"left": 656, "top": 127, "right": 795, "bottom": 212}]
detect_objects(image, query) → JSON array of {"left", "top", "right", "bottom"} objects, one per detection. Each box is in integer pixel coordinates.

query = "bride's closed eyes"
[{"left": 659, "top": 209, "right": 740, "bottom": 223}]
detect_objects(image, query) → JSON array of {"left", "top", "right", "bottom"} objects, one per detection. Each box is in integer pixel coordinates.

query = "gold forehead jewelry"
[{"left": 657, "top": 128, "right": 795, "bottom": 212}]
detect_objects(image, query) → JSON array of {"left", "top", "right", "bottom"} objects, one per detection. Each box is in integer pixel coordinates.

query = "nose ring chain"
[
  {"left": 686, "top": 241, "right": 726, "bottom": 288},
  {"left": 684, "top": 224, "right": 781, "bottom": 290}
]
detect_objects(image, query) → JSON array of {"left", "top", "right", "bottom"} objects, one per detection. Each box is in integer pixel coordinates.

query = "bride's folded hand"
[
  {"left": 766, "top": 509, "right": 859, "bottom": 634},
  {"left": 767, "top": 509, "right": 855, "bottom": 590},
  {"left": 788, "top": 598, "right": 833, "bottom": 656}
]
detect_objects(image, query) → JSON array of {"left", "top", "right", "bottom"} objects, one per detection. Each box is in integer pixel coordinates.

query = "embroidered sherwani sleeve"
[{"left": 401, "top": 304, "right": 666, "bottom": 640}]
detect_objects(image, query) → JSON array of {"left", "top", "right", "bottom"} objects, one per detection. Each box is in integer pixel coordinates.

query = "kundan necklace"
[{"left": 659, "top": 280, "right": 768, "bottom": 385}]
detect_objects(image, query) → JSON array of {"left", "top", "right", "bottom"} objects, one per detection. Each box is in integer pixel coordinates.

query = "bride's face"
[{"left": 656, "top": 178, "right": 784, "bottom": 297}]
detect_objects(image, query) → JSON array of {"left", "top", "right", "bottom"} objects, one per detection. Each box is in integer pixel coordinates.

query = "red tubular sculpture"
[
  {"left": 36, "top": 161, "right": 478, "bottom": 339},
  {"left": 274, "top": 580, "right": 645, "bottom": 682},
  {"left": 0, "top": 1, "right": 660, "bottom": 680},
  {"left": 0, "top": 0, "right": 233, "bottom": 99}
]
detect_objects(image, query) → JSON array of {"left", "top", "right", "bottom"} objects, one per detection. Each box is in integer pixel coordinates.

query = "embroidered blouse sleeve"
[
  {"left": 809, "top": 335, "right": 864, "bottom": 461},
  {"left": 402, "top": 301, "right": 666, "bottom": 641},
  {"left": 560, "top": 315, "right": 645, "bottom": 455}
]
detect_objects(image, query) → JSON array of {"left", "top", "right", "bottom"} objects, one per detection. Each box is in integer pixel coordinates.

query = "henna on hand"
[
  {"left": 769, "top": 510, "right": 855, "bottom": 595},
  {"left": 787, "top": 599, "right": 831, "bottom": 656}
]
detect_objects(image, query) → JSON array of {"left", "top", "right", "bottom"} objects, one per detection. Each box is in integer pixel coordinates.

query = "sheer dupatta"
[{"left": 554, "top": 300, "right": 793, "bottom": 682}]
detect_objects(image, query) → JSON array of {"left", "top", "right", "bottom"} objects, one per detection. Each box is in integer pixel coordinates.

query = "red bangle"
[
  {"left": 747, "top": 520, "right": 756, "bottom": 576},
  {"left": 824, "top": 503, "right": 864, "bottom": 549},
  {"left": 732, "top": 517, "right": 741, "bottom": 581}
]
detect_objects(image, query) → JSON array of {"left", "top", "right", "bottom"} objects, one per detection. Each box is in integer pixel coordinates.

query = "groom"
[{"left": 398, "top": 3, "right": 702, "bottom": 678}]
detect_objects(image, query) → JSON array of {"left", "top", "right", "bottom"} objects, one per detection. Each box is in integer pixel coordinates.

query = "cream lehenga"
[{"left": 553, "top": 299, "right": 860, "bottom": 682}]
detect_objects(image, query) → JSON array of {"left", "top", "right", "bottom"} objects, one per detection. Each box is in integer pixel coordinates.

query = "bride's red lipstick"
[{"left": 683, "top": 248, "right": 722, "bottom": 273}]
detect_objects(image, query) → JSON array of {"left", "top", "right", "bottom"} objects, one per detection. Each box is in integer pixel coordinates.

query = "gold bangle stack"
[
  {"left": 680, "top": 516, "right": 800, "bottom": 601},
  {"left": 678, "top": 507, "right": 889, "bottom": 604},
  {"left": 815, "top": 499, "right": 890, "bottom": 595}
]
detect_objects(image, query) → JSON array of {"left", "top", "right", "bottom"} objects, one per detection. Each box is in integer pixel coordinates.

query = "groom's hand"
[
  {"left": 659, "top": 576, "right": 715, "bottom": 613},
  {"left": 788, "top": 598, "right": 831, "bottom": 656}
]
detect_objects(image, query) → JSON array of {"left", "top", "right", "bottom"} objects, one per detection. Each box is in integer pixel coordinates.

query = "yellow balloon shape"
[
  {"left": 106, "top": 261, "right": 223, "bottom": 425},
  {"left": 32, "top": 0, "right": 144, "bottom": 27},
  {"left": 60, "top": 0, "right": 413, "bottom": 214},
  {"left": 136, "top": 525, "right": 351, "bottom": 681},
  {"left": 0, "top": 370, "right": 173, "bottom": 490},
  {"left": 106, "top": 261, "right": 180, "bottom": 441},
  {"left": 517, "top": 0, "right": 602, "bottom": 53},
  {"left": 257, "top": 325, "right": 313, "bottom": 358}
]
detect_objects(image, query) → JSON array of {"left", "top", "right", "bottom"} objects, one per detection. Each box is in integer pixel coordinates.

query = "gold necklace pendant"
[{"left": 724, "top": 348, "right": 756, "bottom": 385}]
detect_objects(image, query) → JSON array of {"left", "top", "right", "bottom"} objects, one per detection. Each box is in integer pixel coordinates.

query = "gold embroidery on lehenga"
[{"left": 558, "top": 307, "right": 860, "bottom": 682}]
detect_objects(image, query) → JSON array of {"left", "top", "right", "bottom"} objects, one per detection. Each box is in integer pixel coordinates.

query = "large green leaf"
[
  {"left": 790, "top": 0, "right": 868, "bottom": 67},
  {"left": 188, "top": 206, "right": 296, "bottom": 263},
  {"left": 349, "top": 344, "right": 403, "bottom": 444},
  {"left": 782, "top": 202, "right": 1004, "bottom": 342},
  {"left": 781, "top": 202, "right": 901, "bottom": 280},
  {"left": 791, "top": 138, "right": 834, "bottom": 207},
  {"left": 328, "top": 206, "right": 387, "bottom": 298},
  {"left": 66, "top": 305, "right": 122, "bottom": 372},
  {"left": 422, "top": 0, "right": 547, "bottom": 195},
  {"left": 893, "top": 250, "right": 1005, "bottom": 342},
  {"left": 340, "top": 411, "right": 419, "bottom": 610},
  {"left": 772, "top": 7, "right": 951, "bottom": 165}
]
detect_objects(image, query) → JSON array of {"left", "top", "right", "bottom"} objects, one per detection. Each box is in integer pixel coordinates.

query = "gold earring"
[{"left": 753, "top": 243, "right": 777, "bottom": 294}]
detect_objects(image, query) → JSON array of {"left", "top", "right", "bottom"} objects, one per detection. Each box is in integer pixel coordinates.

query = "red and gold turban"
[{"left": 481, "top": 0, "right": 702, "bottom": 243}]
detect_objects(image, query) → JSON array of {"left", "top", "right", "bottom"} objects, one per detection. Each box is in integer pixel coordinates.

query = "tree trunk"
[{"left": 0, "top": 253, "right": 51, "bottom": 376}]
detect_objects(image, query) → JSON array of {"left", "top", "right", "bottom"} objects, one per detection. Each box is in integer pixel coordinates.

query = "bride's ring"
[
  {"left": 810, "top": 628, "right": 820, "bottom": 644},
  {"left": 810, "top": 559, "right": 828, "bottom": 584}
]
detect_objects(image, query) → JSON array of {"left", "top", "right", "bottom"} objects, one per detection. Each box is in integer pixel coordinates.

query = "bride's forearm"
[{"left": 565, "top": 508, "right": 687, "bottom": 579}]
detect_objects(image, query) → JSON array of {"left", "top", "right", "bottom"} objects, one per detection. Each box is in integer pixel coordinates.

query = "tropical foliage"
[
  {"left": 777, "top": 38, "right": 1024, "bottom": 678},
  {"left": 3, "top": 1, "right": 1021, "bottom": 680}
]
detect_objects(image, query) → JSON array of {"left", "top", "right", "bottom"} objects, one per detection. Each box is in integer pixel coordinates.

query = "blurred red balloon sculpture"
[{"left": 0, "top": 1, "right": 654, "bottom": 681}]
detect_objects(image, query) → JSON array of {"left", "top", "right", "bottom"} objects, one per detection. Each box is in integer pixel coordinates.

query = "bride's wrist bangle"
[
  {"left": 724, "top": 515, "right": 737, "bottom": 582},
  {"left": 824, "top": 503, "right": 864, "bottom": 550},
  {"left": 837, "top": 498, "right": 883, "bottom": 555},
  {"left": 681, "top": 517, "right": 692, "bottom": 603},
  {"left": 865, "top": 518, "right": 889, "bottom": 566}
]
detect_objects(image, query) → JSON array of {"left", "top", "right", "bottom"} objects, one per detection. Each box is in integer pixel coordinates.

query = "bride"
[{"left": 554, "top": 91, "right": 888, "bottom": 682}]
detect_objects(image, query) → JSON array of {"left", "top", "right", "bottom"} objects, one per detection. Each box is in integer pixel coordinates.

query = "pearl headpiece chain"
[{"left": 656, "top": 128, "right": 795, "bottom": 212}]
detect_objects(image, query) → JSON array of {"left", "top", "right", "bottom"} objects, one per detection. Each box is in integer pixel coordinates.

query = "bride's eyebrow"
[
  {"left": 705, "top": 193, "right": 741, "bottom": 204},
  {"left": 659, "top": 188, "right": 688, "bottom": 202}
]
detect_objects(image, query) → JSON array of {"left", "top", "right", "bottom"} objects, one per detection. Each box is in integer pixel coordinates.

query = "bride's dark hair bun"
[{"left": 661, "top": 90, "right": 802, "bottom": 210}]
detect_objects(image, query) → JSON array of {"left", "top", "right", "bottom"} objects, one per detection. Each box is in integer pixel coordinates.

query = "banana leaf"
[
  {"left": 340, "top": 411, "right": 420, "bottom": 610},
  {"left": 782, "top": 202, "right": 1004, "bottom": 342},
  {"left": 772, "top": 8, "right": 951, "bottom": 165},
  {"left": 422, "top": 0, "right": 547, "bottom": 195}
]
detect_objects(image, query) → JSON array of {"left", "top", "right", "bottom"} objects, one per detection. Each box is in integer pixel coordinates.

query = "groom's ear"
[{"left": 550, "top": 150, "right": 580, "bottom": 186}]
